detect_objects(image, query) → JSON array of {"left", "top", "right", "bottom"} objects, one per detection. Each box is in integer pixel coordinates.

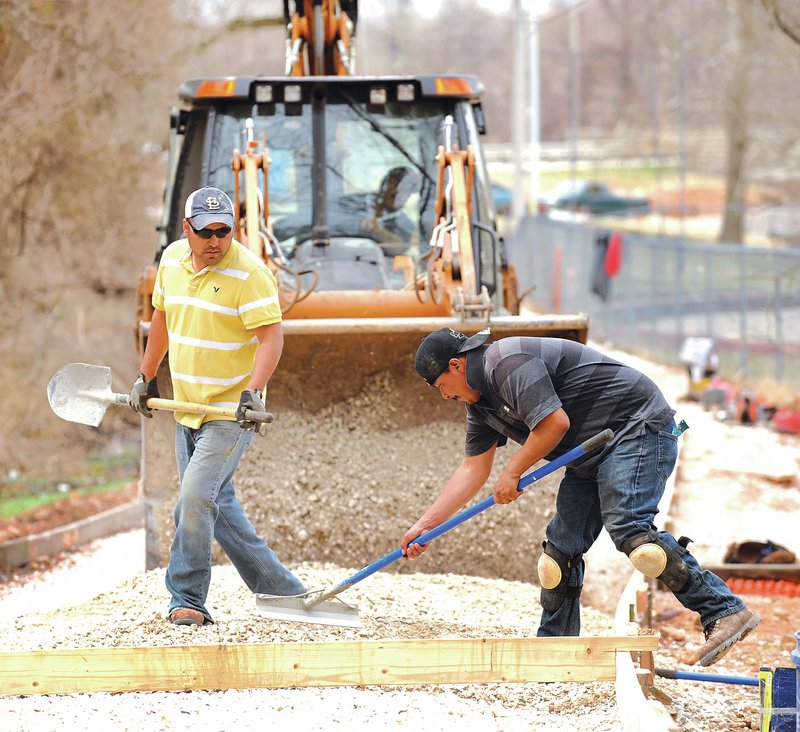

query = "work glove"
[
  {"left": 236, "top": 389, "right": 268, "bottom": 435},
  {"left": 129, "top": 374, "right": 159, "bottom": 417}
]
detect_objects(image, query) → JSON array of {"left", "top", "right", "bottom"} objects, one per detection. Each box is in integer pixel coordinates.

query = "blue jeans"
[
  {"left": 165, "top": 420, "right": 306, "bottom": 622},
  {"left": 538, "top": 422, "right": 743, "bottom": 636}
]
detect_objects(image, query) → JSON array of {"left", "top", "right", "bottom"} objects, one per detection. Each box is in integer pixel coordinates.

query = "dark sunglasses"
[{"left": 190, "top": 224, "right": 232, "bottom": 240}]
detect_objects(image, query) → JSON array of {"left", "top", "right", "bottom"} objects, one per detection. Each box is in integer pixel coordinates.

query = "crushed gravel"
[
  {"left": 142, "top": 367, "right": 563, "bottom": 581},
  {"left": 0, "top": 560, "right": 623, "bottom": 732}
]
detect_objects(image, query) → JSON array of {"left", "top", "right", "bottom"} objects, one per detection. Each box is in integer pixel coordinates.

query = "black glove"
[
  {"left": 236, "top": 389, "right": 267, "bottom": 434},
  {"left": 129, "top": 374, "right": 159, "bottom": 417}
]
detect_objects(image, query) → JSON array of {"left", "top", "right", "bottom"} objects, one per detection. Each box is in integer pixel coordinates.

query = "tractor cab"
[{"left": 156, "top": 75, "right": 502, "bottom": 304}]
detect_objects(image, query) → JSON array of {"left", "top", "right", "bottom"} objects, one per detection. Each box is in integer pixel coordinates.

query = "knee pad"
[
  {"left": 622, "top": 532, "right": 690, "bottom": 592},
  {"left": 537, "top": 542, "right": 567, "bottom": 589},
  {"left": 537, "top": 541, "right": 582, "bottom": 612}
]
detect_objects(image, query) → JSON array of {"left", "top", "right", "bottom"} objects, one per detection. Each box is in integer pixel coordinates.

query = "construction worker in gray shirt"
[{"left": 401, "top": 327, "right": 759, "bottom": 667}]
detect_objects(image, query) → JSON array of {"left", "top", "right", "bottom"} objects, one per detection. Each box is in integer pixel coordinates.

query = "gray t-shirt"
[{"left": 464, "top": 337, "right": 674, "bottom": 474}]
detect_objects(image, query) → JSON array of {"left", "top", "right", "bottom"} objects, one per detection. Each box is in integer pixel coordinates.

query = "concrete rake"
[{"left": 256, "top": 428, "right": 614, "bottom": 628}]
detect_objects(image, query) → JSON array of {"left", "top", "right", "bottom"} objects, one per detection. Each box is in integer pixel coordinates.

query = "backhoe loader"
[{"left": 136, "top": 0, "right": 588, "bottom": 568}]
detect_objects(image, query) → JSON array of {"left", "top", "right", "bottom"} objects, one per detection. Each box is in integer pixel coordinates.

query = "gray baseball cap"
[{"left": 184, "top": 187, "right": 235, "bottom": 229}]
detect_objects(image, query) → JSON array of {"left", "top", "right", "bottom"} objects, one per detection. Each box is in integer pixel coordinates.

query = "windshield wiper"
[{"left": 339, "top": 91, "right": 435, "bottom": 186}]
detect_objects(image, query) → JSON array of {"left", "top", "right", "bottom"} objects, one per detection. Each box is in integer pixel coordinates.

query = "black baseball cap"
[{"left": 414, "top": 327, "right": 491, "bottom": 385}]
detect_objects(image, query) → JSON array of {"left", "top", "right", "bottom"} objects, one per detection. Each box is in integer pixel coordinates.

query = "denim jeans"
[
  {"left": 538, "top": 422, "right": 743, "bottom": 636},
  {"left": 165, "top": 420, "right": 306, "bottom": 622}
]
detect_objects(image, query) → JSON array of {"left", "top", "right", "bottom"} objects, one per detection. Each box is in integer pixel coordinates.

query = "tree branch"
[
  {"left": 760, "top": 0, "right": 800, "bottom": 47},
  {"left": 192, "top": 14, "right": 284, "bottom": 55}
]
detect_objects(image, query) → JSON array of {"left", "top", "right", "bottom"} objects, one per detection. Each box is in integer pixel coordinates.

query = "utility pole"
[
  {"left": 528, "top": 6, "right": 541, "bottom": 209},
  {"left": 568, "top": 4, "right": 581, "bottom": 189},
  {"left": 512, "top": 0, "right": 527, "bottom": 225},
  {"left": 677, "top": 3, "right": 687, "bottom": 237}
]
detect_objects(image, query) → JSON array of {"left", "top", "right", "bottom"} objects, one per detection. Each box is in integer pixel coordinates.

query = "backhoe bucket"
[{"left": 270, "top": 313, "right": 589, "bottom": 411}]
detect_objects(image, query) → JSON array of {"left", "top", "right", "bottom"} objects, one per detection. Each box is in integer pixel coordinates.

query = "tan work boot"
[
  {"left": 698, "top": 608, "right": 760, "bottom": 667},
  {"left": 169, "top": 608, "right": 205, "bottom": 626}
]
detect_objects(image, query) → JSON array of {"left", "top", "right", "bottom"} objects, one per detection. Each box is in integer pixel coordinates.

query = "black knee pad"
[
  {"left": 538, "top": 541, "right": 582, "bottom": 612},
  {"left": 621, "top": 531, "right": 690, "bottom": 592}
]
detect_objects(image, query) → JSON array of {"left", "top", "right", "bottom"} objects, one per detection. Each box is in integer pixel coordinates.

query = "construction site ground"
[{"left": 1, "top": 346, "right": 798, "bottom": 732}]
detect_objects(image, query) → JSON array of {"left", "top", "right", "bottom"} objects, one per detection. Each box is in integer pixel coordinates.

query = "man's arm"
[
  {"left": 401, "top": 445, "right": 497, "bottom": 559},
  {"left": 493, "top": 407, "right": 570, "bottom": 505},
  {"left": 247, "top": 321, "right": 284, "bottom": 393},
  {"left": 138, "top": 308, "right": 169, "bottom": 380}
]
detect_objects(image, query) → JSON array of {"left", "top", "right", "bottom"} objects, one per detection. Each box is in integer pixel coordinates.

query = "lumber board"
[
  {"left": 0, "top": 635, "right": 658, "bottom": 697},
  {"left": 0, "top": 500, "right": 144, "bottom": 571},
  {"left": 614, "top": 573, "right": 678, "bottom": 732},
  {"left": 703, "top": 563, "right": 800, "bottom": 582},
  {"left": 613, "top": 437, "right": 681, "bottom": 732}
]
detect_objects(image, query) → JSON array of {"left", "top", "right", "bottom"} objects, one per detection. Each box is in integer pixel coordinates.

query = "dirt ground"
[
  {"left": 0, "top": 482, "right": 138, "bottom": 544},
  {"left": 649, "top": 588, "right": 800, "bottom": 732}
]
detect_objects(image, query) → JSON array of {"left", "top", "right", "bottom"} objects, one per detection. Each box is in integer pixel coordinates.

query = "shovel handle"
[
  {"left": 304, "top": 428, "right": 615, "bottom": 609},
  {"left": 115, "top": 394, "right": 274, "bottom": 423},
  {"left": 410, "top": 427, "right": 614, "bottom": 544}
]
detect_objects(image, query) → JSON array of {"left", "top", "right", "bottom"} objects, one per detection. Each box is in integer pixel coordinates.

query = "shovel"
[
  {"left": 47, "top": 363, "right": 274, "bottom": 427},
  {"left": 255, "top": 428, "right": 614, "bottom": 628}
]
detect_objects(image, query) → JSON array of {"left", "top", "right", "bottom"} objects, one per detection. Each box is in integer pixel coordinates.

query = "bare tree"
[
  {"left": 0, "top": 1, "right": 179, "bottom": 292},
  {"left": 760, "top": 0, "right": 800, "bottom": 46},
  {"left": 0, "top": 0, "right": 181, "bottom": 478},
  {"left": 719, "top": 0, "right": 754, "bottom": 243}
]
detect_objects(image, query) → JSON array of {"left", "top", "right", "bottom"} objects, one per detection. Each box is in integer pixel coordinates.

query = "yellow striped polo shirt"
[{"left": 152, "top": 238, "right": 281, "bottom": 428}]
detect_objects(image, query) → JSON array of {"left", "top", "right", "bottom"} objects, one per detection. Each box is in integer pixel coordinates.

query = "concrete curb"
[{"left": 0, "top": 501, "right": 144, "bottom": 571}]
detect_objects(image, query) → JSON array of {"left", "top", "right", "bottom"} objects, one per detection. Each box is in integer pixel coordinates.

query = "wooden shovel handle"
[
  {"left": 147, "top": 398, "right": 274, "bottom": 423},
  {"left": 115, "top": 393, "right": 273, "bottom": 423}
]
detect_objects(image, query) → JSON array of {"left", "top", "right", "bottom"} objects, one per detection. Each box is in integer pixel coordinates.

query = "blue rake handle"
[{"left": 303, "top": 428, "right": 614, "bottom": 610}]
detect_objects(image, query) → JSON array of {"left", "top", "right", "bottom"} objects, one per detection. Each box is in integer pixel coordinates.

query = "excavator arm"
[
  {"left": 418, "top": 115, "right": 492, "bottom": 321},
  {"left": 284, "top": 0, "right": 357, "bottom": 76}
]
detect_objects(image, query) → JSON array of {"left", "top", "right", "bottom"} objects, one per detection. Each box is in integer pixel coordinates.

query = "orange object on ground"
[
  {"left": 772, "top": 408, "right": 800, "bottom": 435},
  {"left": 726, "top": 577, "right": 800, "bottom": 598}
]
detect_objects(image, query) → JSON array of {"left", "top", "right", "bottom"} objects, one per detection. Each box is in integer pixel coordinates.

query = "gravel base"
[
  {"left": 0, "top": 561, "right": 623, "bottom": 732},
  {"left": 2, "top": 543, "right": 786, "bottom": 732},
  {"left": 1, "top": 687, "right": 623, "bottom": 732},
  {"left": 2, "top": 346, "right": 796, "bottom": 731}
]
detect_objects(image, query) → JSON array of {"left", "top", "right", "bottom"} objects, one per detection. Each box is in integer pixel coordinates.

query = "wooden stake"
[{"left": 0, "top": 635, "right": 657, "bottom": 697}]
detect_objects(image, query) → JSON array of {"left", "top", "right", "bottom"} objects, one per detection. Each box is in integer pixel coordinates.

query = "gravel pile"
[{"left": 143, "top": 368, "right": 562, "bottom": 580}]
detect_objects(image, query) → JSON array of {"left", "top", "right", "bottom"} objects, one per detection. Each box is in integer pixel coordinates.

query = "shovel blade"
[
  {"left": 47, "top": 362, "right": 115, "bottom": 427},
  {"left": 255, "top": 594, "right": 363, "bottom": 629}
]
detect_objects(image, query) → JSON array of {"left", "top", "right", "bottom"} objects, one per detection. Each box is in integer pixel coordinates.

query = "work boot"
[
  {"left": 169, "top": 608, "right": 205, "bottom": 626},
  {"left": 697, "top": 608, "right": 760, "bottom": 667}
]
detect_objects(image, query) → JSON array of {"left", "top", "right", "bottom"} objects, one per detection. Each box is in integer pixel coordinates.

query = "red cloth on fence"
[{"left": 604, "top": 231, "right": 623, "bottom": 277}]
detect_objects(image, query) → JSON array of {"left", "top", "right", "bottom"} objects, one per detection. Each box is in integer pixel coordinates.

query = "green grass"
[
  {"left": 0, "top": 479, "right": 132, "bottom": 519},
  {"left": 536, "top": 166, "right": 675, "bottom": 190},
  {"left": 492, "top": 164, "right": 683, "bottom": 190}
]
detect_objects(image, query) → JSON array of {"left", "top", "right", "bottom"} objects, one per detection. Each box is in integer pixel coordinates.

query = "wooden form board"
[
  {"left": 703, "top": 563, "right": 800, "bottom": 581},
  {"left": 0, "top": 635, "right": 658, "bottom": 697},
  {"left": 613, "top": 445, "right": 682, "bottom": 732},
  {"left": 0, "top": 501, "right": 143, "bottom": 571},
  {"left": 614, "top": 573, "right": 679, "bottom": 732}
]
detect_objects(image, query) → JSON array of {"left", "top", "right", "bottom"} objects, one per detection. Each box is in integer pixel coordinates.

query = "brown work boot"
[
  {"left": 697, "top": 608, "right": 760, "bottom": 667},
  {"left": 169, "top": 608, "right": 205, "bottom": 626}
]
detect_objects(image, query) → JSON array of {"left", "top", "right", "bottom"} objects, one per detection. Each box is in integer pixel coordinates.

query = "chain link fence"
[{"left": 507, "top": 216, "right": 800, "bottom": 393}]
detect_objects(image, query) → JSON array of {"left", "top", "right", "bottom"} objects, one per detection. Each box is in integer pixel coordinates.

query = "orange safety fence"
[{"left": 725, "top": 577, "right": 800, "bottom": 598}]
